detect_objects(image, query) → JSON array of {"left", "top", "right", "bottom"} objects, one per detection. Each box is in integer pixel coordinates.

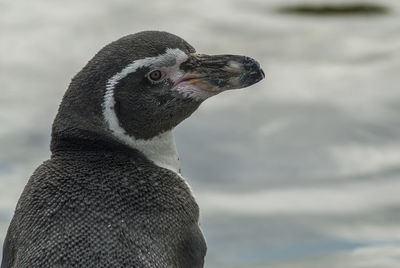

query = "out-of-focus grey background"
[{"left": 1, "top": 0, "right": 400, "bottom": 267}]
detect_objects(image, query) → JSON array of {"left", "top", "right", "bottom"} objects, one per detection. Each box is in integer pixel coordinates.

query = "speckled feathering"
[{"left": 1, "top": 31, "right": 264, "bottom": 268}]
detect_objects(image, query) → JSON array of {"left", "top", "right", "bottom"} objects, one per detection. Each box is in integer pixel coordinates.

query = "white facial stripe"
[
  {"left": 106, "top": 48, "right": 188, "bottom": 89},
  {"left": 103, "top": 48, "right": 188, "bottom": 174}
]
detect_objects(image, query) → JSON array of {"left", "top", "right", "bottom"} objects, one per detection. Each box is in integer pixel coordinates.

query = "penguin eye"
[{"left": 148, "top": 70, "right": 164, "bottom": 82}]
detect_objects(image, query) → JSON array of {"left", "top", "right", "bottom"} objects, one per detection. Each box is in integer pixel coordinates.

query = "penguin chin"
[{"left": 171, "top": 82, "right": 217, "bottom": 101}]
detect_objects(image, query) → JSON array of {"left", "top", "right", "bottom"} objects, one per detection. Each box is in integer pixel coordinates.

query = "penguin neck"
[{"left": 115, "top": 129, "right": 181, "bottom": 174}]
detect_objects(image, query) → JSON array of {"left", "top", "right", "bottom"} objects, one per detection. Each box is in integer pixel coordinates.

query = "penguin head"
[{"left": 52, "top": 31, "right": 264, "bottom": 150}]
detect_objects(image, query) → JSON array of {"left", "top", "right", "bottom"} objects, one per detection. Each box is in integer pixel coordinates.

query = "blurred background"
[{"left": 1, "top": 0, "right": 400, "bottom": 267}]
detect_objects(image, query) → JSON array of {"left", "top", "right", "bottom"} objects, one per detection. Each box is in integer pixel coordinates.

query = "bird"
[{"left": 1, "top": 31, "right": 264, "bottom": 268}]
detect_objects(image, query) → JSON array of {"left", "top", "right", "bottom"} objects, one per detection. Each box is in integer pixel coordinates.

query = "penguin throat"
[
  {"left": 104, "top": 87, "right": 180, "bottom": 173},
  {"left": 113, "top": 128, "right": 181, "bottom": 174}
]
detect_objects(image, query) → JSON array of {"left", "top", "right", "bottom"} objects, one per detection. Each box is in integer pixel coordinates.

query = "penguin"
[{"left": 1, "top": 31, "right": 264, "bottom": 268}]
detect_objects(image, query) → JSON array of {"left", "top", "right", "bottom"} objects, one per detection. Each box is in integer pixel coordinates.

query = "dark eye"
[{"left": 148, "top": 70, "right": 163, "bottom": 82}]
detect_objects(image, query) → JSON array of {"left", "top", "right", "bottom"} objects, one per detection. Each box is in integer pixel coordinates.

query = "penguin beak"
[{"left": 176, "top": 54, "right": 265, "bottom": 94}]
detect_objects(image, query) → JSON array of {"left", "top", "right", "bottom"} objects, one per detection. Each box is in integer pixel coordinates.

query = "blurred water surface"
[{"left": 1, "top": 0, "right": 400, "bottom": 267}]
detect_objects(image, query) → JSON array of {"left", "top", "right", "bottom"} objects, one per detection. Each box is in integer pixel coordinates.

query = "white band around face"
[{"left": 102, "top": 48, "right": 188, "bottom": 174}]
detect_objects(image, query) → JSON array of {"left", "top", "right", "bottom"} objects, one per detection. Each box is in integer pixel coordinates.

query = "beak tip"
[{"left": 260, "top": 68, "right": 266, "bottom": 79}]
